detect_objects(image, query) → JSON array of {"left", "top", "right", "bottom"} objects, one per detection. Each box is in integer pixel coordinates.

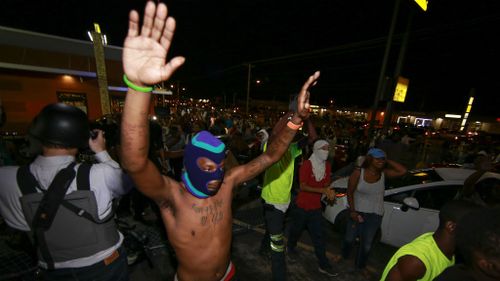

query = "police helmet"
[{"left": 29, "top": 103, "right": 90, "bottom": 148}]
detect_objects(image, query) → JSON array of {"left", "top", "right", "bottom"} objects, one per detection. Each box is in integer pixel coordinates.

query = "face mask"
[
  {"left": 312, "top": 140, "right": 330, "bottom": 162},
  {"left": 316, "top": 150, "right": 329, "bottom": 161},
  {"left": 182, "top": 131, "right": 226, "bottom": 198}
]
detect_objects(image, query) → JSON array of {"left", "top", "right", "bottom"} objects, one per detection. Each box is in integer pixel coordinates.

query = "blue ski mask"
[{"left": 181, "top": 131, "right": 226, "bottom": 198}]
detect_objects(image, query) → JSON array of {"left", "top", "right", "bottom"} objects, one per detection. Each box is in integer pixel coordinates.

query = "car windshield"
[{"left": 386, "top": 169, "right": 443, "bottom": 189}]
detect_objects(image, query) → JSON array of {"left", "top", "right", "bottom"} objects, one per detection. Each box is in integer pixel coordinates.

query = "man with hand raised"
[{"left": 120, "top": 2, "right": 321, "bottom": 280}]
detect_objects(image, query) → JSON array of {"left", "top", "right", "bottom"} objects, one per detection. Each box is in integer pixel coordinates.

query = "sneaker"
[
  {"left": 127, "top": 251, "right": 139, "bottom": 265},
  {"left": 318, "top": 266, "right": 339, "bottom": 277}
]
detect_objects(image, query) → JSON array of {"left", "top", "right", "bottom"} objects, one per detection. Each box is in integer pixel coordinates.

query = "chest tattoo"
[{"left": 192, "top": 199, "right": 224, "bottom": 226}]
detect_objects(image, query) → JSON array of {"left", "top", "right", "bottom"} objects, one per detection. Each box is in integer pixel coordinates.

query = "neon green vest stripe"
[{"left": 380, "top": 232, "right": 455, "bottom": 281}]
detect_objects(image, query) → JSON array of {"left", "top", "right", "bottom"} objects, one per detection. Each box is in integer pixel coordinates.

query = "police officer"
[{"left": 0, "top": 103, "right": 131, "bottom": 280}]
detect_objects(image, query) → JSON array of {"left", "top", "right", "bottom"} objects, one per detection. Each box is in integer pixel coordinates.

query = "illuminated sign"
[
  {"left": 445, "top": 114, "right": 461, "bottom": 119},
  {"left": 414, "top": 0, "right": 428, "bottom": 11},
  {"left": 94, "top": 23, "right": 101, "bottom": 34},
  {"left": 415, "top": 118, "right": 432, "bottom": 127},
  {"left": 393, "top": 76, "right": 409, "bottom": 103},
  {"left": 468, "top": 97, "right": 474, "bottom": 105},
  {"left": 460, "top": 95, "right": 475, "bottom": 131}
]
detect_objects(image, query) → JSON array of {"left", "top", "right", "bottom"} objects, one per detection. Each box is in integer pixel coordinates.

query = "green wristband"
[{"left": 123, "top": 74, "right": 153, "bottom": 93}]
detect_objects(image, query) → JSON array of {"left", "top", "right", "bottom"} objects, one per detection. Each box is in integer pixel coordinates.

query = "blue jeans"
[
  {"left": 341, "top": 212, "right": 382, "bottom": 269},
  {"left": 287, "top": 207, "right": 331, "bottom": 269},
  {"left": 41, "top": 246, "right": 129, "bottom": 281},
  {"left": 260, "top": 202, "right": 287, "bottom": 281}
]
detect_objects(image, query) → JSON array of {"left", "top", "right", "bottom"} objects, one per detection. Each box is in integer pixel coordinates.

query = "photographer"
[{"left": 0, "top": 103, "right": 132, "bottom": 280}]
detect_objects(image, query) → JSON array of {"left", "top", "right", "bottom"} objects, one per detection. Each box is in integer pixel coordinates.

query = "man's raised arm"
[
  {"left": 227, "top": 71, "right": 320, "bottom": 186},
  {"left": 120, "top": 1, "right": 185, "bottom": 200}
]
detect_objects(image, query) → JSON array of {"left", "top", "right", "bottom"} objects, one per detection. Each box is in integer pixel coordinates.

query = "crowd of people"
[{"left": 0, "top": 2, "right": 499, "bottom": 281}]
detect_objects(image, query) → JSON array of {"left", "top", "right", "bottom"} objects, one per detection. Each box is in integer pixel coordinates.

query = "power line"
[{"left": 183, "top": 13, "right": 500, "bottom": 83}]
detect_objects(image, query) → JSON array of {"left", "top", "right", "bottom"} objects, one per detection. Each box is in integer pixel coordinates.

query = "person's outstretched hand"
[
  {"left": 123, "top": 1, "right": 185, "bottom": 87},
  {"left": 296, "top": 71, "right": 320, "bottom": 120}
]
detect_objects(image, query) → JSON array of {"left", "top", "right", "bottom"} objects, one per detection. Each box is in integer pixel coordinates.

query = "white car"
[{"left": 322, "top": 167, "right": 476, "bottom": 248}]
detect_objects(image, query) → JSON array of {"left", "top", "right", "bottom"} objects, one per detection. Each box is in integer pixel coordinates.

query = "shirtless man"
[{"left": 120, "top": 2, "right": 320, "bottom": 280}]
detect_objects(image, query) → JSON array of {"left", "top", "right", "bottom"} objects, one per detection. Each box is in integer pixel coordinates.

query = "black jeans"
[
  {"left": 287, "top": 207, "right": 331, "bottom": 269},
  {"left": 260, "top": 202, "right": 287, "bottom": 281},
  {"left": 40, "top": 246, "right": 129, "bottom": 281}
]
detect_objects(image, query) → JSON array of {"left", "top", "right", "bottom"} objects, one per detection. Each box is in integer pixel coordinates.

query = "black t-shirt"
[{"left": 434, "top": 265, "right": 476, "bottom": 281}]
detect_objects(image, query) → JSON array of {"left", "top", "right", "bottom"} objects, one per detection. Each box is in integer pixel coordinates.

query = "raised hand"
[
  {"left": 296, "top": 71, "right": 320, "bottom": 120},
  {"left": 123, "top": 1, "right": 185, "bottom": 87}
]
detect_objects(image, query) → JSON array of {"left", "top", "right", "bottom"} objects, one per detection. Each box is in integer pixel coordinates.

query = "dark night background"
[{"left": 1, "top": 0, "right": 499, "bottom": 117}]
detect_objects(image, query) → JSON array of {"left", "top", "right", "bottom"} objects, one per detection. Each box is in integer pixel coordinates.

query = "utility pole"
[
  {"left": 370, "top": 0, "right": 428, "bottom": 137},
  {"left": 89, "top": 23, "right": 110, "bottom": 115},
  {"left": 369, "top": 0, "right": 401, "bottom": 138},
  {"left": 382, "top": 8, "right": 415, "bottom": 134}
]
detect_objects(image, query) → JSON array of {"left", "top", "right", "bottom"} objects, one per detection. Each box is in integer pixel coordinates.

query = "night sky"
[{"left": 1, "top": 0, "right": 499, "bottom": 117}]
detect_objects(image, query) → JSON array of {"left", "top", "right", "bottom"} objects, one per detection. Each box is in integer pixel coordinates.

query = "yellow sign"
[
  {"left": 414, "top": 0, "right": 428, "bottom": 11},
  {"left": 393, "top": 76, "right": 409, "bottom": 103}
]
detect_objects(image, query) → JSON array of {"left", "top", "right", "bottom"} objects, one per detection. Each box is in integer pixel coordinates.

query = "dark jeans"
[
  {"left": 287, "top": 207, "right": 331, "bottom": 269},
  {"left": 341, "top": 212, "right": 382, "bottom": 269},
  {"left": 40, "top": 246, "right": 129, "bottom": 281},
  {"left": 260, "top": 202, "right": 287, "bottom": 281}
]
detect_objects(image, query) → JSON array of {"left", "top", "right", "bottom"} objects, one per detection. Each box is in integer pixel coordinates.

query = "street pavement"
[{"left": 127, "top": 197, "right": 398, "bottom": 281}]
